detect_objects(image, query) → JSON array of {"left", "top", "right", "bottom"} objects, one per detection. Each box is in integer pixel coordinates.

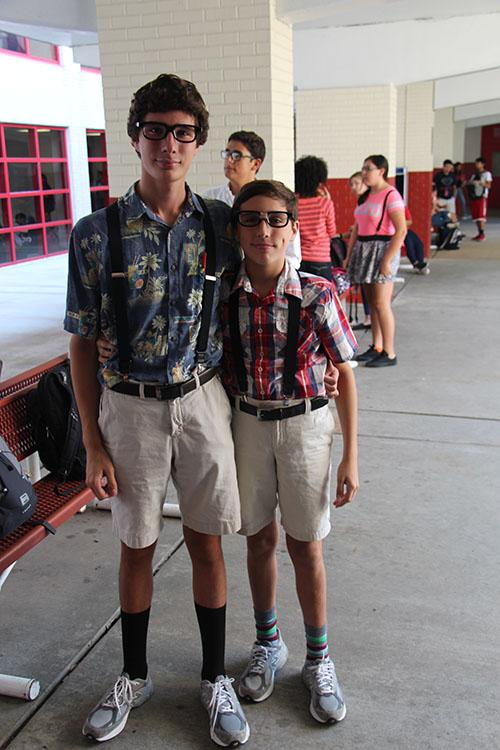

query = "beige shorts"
[
  {"left": 231, "top": 398, "right": 336, "bottom": 542},
  {"left": 98, "top": 375, "right": 241, "bottom": 548}
]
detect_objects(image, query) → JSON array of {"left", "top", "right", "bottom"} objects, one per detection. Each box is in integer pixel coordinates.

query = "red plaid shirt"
[{"left": 221, "top": 260, "right": 357, "bottom": 400}]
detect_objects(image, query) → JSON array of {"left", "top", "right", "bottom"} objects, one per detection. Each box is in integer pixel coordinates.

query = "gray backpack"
[{"left": 0, "top": 436, "right": 38, "bottom": 540}]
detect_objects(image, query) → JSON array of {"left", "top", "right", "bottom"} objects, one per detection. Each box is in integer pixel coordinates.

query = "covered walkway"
[{"left": 0, "top": 222, "right": 499, "bottom": 749}]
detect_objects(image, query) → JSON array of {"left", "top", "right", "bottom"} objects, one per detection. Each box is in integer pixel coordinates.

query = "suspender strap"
[
  {"left": 375, "top": 189, "right": 396, "bottom": 233},
  {"left": 106, "top": 201, "right": 131, "bottom": 375},
  {"left": 282, "top": 293, "right": 301, "bottom": 398},
  {"left": 194, "top": 194, "right": 217, "bottom": 363},
  {"left": 227, "top": 287, "right": 302, "bottom": 399},
  {"left": 228, "top": 289, "right": 247, "bottom": 392}
]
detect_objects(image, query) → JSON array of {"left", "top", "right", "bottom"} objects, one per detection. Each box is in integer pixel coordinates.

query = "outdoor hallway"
[{"left": 0, "top": 220, "right": 499, "bottom": 749}]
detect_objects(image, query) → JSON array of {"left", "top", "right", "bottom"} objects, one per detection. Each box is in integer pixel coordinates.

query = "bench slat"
[{"left": 0, "top": 477, "right": 94, "bottom": 573}]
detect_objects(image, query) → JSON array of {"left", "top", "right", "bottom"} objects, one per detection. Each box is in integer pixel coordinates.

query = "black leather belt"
[
  {"left": 110, "top": 368, "right": 218, "bottom": 400},
  {"left": 229, "top": 396, "right": 328, "bottom": 421}
]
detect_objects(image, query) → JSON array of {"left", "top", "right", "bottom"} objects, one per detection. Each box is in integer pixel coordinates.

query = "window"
[
  {"left": 87, "top": 130, "right": 109, "bottom": 212},
  {"left": 0, "top": 124, "right": 72, "bottom": 265},
  {"left": 0, "top": 30, "right": 58, "bottom": 62}
]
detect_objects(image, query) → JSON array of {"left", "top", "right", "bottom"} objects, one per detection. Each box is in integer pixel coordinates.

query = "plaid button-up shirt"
[
  {"left": 221, "top": 260, "right": 357, "bottom": 400},
  {"left": 64, "top": 183, "right": 238, "bottom": 388}
]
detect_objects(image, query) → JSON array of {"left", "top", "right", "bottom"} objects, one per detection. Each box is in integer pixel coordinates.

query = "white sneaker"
[
  {"left": 200, "top": 675, "right": 250, "bottom": 746},
  {"left": 302, "top": 657, "right": 346, "bottom": 724},
  {"left": 239, "top": 634, "right": 288, "bottom": 702},
  {"left": 82, "top": 673, "right": 153, "bottom": 742}
]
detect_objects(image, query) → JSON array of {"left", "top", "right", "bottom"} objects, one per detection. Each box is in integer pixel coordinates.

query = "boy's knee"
[
  {"left": 184, "top": 528, "right": 223, "bottom": 567},
  {"left": 247, "top": 523, "right": 278, "bottom": 559},
  {"left": 286, "top": 536, "right": 323, "bottom": 567}
]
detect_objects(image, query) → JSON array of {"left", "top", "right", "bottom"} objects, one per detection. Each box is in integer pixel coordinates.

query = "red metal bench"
[{"left": 0, "top": 355, "right": 93, "bottom": 575}]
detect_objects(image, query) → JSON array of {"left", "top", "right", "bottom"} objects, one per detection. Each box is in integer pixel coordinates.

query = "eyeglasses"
[
  {"left": 361, "top": 165, "right": 379, "bottom": 172},
  {"left": 135, "top": 121, "right": 200, "bottom": 143},
  {"left": 221, "top": 149, "right": 254, "bottom": 162},
  {"left": 236, "top": 211, "right": 292, "bottom": 228}
]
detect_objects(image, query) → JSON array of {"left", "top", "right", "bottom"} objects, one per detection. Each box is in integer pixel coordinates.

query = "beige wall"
[
  {"left": 295, "top": 84, "right": 398, "bottom": 178},
  {"left": 95, "top": 0, "right": 294, "bottom": 196}
]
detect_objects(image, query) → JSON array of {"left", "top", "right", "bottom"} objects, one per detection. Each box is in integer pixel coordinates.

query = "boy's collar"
[
  {"left": 233, "top": 258, "right": 302, "bottom": 299},
  {"left": 122, "top": 181, "right": 201, "bottom": 223}
]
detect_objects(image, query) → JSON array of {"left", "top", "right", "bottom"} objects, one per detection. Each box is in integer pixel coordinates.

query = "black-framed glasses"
[
  {"left": 236, "top": 211, "right": 292, "bottom": 228},
  {"left": 221, "top": 149, "right": 254, "bottom": 162},
  {"left": 135, "top": 121, "right": 200, "bottom": 143}
]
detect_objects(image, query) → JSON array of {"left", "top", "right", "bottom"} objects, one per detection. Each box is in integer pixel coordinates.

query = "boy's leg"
[
  {"left": 239, "top": 521, "right": 288, "bottom": 703},
  {"left": 286, "top": 534, "right": 346, "bottom": 724}
]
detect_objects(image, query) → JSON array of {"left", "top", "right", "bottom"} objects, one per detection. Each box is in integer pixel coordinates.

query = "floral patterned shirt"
[
  {"left": 64, "top": 183, "right": 238, "bottom": 388},
  {"left": 220, "top": 259, "right": 358, "bottom": 400}
]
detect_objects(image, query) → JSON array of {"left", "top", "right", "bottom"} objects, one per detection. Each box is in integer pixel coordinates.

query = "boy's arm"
[
  {"left": 333, "top": 362, "right": 358, "bottom": 507},
  {"left": 70, "top": 334, "right": 117, "bottom": 500}
]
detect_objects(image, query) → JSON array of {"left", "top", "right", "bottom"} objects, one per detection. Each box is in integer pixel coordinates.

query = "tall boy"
[
  {"left": 65, "top": 74, "right": 249, "bottom": 747},
  {"left": 222, "top": 180, "right": 358, "bottom": 724}
]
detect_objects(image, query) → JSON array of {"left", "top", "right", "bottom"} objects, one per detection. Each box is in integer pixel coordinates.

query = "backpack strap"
[
  {"left": 194, "top": 194, "right": 217, "bottom": 365},
  {"left": 228, "top": 285, "right": 302, "bottom": 399},
  {"left": 106, "top": 201, "right": 131, "bottom": 376},
  {"left": 375, "top": 189, "right": 396, "bottom": 233}
]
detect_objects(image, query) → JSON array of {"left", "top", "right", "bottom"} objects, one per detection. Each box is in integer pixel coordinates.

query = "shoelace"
[
  {"left": 248, "top": 644, "right": 270, "bottom": 675},
  {"left": 310, "top": 660, "right": 338, "bottom": 695},
  {"left": 208, "top": 677, "right": 237, "bottom": 732},
  {"left": 102, "top": 675, "right": 134, "bottom": 710}
]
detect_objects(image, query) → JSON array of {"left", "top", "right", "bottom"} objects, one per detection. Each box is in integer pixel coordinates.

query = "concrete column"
[
  {"left": 94, "top": 0, "right": 294, "bottom": 196},
  {"left": 295, "top": 84, "right": 397, "bottom": 231},
  {"left": 399, "top": 81, "right": 434, "bottom": 252}
]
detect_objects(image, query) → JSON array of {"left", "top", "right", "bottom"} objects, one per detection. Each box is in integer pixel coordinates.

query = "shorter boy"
[{"left": 221, "top": 180, "right": 358, "bottom": 724}]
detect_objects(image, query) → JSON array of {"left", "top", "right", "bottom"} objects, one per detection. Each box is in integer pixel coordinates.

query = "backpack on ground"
[
  {"left": 439, "top": 226, "right": 462, "bottom": 250},
  {"left": 0, "top": 435, "right": 37, "bottom": 540},
  {"left": 27, "top": 362, "right": 86, "bottom": 486}
]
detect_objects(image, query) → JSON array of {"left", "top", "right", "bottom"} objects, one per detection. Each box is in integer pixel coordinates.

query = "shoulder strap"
[
  {"left": 55, "top": 367, "right": 82, "bottom": 482},
  {"left": 194, "top": 194, "right": 217, "bottom": 364},
  {"left": 106, "top": 202, "right": 131, "bottom": 375},
  {"left": 282, "top": 294, "right": 301, "bottom": 398},
  {"left": 228, "top": 288, "right": 247, "bottom": 392},
  {"left": 375, "top": 189, "right": 396, "bottom": 233}
]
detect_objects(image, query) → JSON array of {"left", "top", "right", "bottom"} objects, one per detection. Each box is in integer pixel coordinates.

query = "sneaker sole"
[
  {"left": 238, "top": 644, "right": 289, "bottom": 703},
  {"left": 309, "top": 699, "right": 347, "bottom": 724},
  {"left": 83, "top": 709, "right": 131, "bottom": 742},
  {"left": 209, "top": 722, "right": 250, "bottom": 747}
]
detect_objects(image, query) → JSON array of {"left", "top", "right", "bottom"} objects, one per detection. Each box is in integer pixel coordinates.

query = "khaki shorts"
[
  {"left": 231, "top": 398, "right": 336, "bottom": 542},
  {"left": 98, "top": 375, "right": 241, "bottom": 548}
]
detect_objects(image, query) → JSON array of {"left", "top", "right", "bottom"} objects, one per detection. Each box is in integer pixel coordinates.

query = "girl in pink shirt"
[{"left": 345, "top": 154, "right": 407, "bottom": 367}]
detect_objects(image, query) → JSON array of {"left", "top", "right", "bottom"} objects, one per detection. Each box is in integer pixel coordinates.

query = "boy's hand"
[
  {"left": 324, "top": 361, "right": 339, "bottom": 398},
  {"left": 85, "top": 445, "right": 118, "bottom": 501},
  {"left": 334, "top": 458, "right": 359, "bottom": 508},
  {"left": 96, "top": 336, "right": 116, "bottom": 364}
]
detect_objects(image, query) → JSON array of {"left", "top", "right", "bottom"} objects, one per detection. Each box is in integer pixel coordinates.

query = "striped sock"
[
  {"left": 305, "top": 623, "right": 329, "bottom": 661},
  {"left": 254, "top": 607, "right": 279, "bottom": 643}
]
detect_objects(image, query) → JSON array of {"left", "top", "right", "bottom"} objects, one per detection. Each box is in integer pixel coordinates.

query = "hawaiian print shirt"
[
  {"left": 220, "top": 259, "right": 357, "bottom": 400},
  {"left": 64, "top": 183, "right": 238, "bottom": 388}
]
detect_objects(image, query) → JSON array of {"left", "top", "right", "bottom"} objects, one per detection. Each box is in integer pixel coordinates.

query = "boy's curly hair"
[{"left": 127, "top": 74, "right": 209, "bottom": 145}]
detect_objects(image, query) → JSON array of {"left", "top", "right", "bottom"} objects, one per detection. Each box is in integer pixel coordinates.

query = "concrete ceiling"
[{"left": 278, "top": 0, "right": 500, "bottom": 29}]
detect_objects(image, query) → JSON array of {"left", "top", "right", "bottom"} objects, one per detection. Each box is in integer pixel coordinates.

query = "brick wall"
[{"left": 95, "top": 0, "right": 294, "bottom": 197}]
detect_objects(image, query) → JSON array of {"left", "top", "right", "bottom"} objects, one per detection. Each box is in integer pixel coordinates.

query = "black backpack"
[
  {"left": 439, "top": 226, "right": 461, "bottom": 251},
  {"left": 330, "top": 236, "right": 347, "bottom": 268},
  {"left": 0, "top": 436, "right": 37, "bottom": 540},
  {"left": 27, "top": 362, "right": 86, "bottom": 485}
]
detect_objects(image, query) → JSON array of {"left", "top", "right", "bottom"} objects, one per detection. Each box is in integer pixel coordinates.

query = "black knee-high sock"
[
  {"left": 121, "top": 608, "right": 150, "bottom": 680},
  {"left": 195, "top": 603, "right": 226, "bottom": 682}
]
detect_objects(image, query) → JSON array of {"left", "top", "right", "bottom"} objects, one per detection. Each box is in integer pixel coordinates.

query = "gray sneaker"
[
  {"left": 302, "top": 657, "right": 346, "bottom": 724},
  {"left": 200, "top": 675, "right": 250, "bottom": 747},
  {"left": 82, "top": 673, "right": 153, "bottom": 742},
  {"left": 238, "top": 634, "right": 288, "bottom": 702}
]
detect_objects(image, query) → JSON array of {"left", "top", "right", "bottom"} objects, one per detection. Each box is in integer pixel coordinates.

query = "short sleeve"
[
  {"left": 315, "top": 284, "right": 357, "bottom": 363},
  {"left": 387, "top": 190, "right": 405, "bottom": 215},
  {"left": 64, "top": 217, "right": 105, "bottom": 339}
]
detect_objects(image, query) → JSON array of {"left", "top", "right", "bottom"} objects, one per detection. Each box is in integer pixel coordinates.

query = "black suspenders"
[
  {"left": 228, "top": 286, "right": 302, "bottom": 399},
  {"left": 105, "top": 195, "right": 217, "bottom": 377}
]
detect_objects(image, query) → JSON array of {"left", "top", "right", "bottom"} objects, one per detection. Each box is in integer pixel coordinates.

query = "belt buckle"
[
  {"left": 155, "top": 386, "right": 164, "bottom": 401},
  {"left": 256, "top": 408, "right": 264, "bottom": 421}
]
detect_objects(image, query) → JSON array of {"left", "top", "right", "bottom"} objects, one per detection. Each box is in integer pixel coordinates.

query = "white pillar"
[{"left": 94, "top": 0, "right": 294, "bottom": 196}]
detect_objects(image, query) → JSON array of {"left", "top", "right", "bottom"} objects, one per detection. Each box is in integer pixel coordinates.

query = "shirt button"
[
  {"left": 258, "top": 367, "right": 263, "bottom": 373},
  {"left": 170, "top": 335, "right": 177, "bottom": 342},
  {"left": 171, "top": 263, "right": 176, "bottom": 271},
  {"left": 257, "top": 327, "right": 263, "bottom": 333}
]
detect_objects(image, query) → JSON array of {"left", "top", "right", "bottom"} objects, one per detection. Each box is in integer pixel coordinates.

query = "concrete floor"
[{"left": 1, "top": 220, "right": 499, "bottom": 749}]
